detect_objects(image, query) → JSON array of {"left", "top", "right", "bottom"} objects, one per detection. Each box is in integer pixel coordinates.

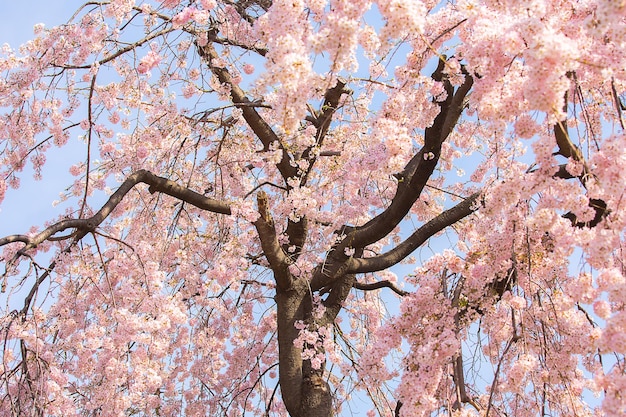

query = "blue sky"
[{"left": 0, "top": 1, "right": 85, "bottom": 47}]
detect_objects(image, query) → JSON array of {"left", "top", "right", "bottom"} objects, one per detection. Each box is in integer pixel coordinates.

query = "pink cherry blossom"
[
  {"left": 1, "top": 1, "right": 626, "bottom": 416},
  {"left": 242, "top": 63, "right": 254, "bottom": 75},
  {"left": 201, "top": 0, "right": 217, "bottom": 10},
  {"left": 137, "top": 50, "right": 163, "bottom": 74}
]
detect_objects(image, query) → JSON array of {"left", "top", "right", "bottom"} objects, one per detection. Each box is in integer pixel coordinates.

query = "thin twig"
[{"left": 611, "top": 77, "right": 625, "bottom": 131}]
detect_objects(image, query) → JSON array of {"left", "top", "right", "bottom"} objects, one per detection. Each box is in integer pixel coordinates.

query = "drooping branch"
[
  {"left": 611, "top": 77, "right": 625, "bottom": 131},
  {"left": 0, "top": 169, "right": 232, "bottom": 255}
]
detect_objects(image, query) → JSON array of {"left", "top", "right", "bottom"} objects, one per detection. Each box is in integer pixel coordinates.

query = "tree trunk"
[
  {"left": 275, "top": 277, "right": 334, "bottom": 417},
  {"left": 299, "top": 369, "right": 333, "bottom": 417},
  {"left": 275, "top": 279, "right": 306, "bottom": 415}
]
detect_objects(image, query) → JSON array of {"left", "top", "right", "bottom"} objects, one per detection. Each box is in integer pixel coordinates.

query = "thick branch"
[
  {"left": 253, "top": 191, "right": 294, "bottom": 291},
  {"left": 553, "top": 101, "right": 608, "bottom": 227},
  {"left": 282, "top": 218, "right": 309, "bottom": 261},
  {"left": 0, "top": 170, "right": 231, "bottom": 254},
  {"left": 142, "top": 170, "right": 231, "bottom": 214},
  {"left": 554, "top": 116, "right": 583, "bottom": 164},
  {"left": 197, "top": 41, "right": 298, "bottom": 183},
  {"left": 439, "top": 67, "right": 473, "bottom": 144},
  {"left": 310, "top": 254, "right": 353, "bottom": 292},
  {"left": 552, "top": 164, "right": 576, "bottom": 180},
  {"left": 321, "top": 274, "right": 356, "bottom": 325},
  {"left": 353, "top": 280, "right": 408, "bottom": 296},
  {"left": 340, "top": 60, "right": 473, "bottom": 252},
  {"left": 349, "top": 192, "right": 480, "bottom": 274}
]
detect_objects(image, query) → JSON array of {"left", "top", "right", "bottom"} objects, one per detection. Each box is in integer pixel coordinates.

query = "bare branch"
[
  {"left": 353, "top": 280, "right": 408, "bottom": 296},
  {"left": 349, "top": 192, "right": 480, "bottom": 274},
  {"left": 0, "top": 170, "right": 231, "bottom": 254}
]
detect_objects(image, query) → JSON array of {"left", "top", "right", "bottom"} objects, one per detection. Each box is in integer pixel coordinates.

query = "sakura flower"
[
  {"left": 137, "top": 51, "right": 162, "bottom": 74},
  {"left": 594, "top": 300, "right": 611, "bottom": 320},
  {"left": 172, "top": 7, "right": 196, "bottom": 28},
  {"left": 0, "top": 178, "right": 6, "bottom": 205},
  {"left": 161, "top": 0, "right": 180, "bottom": 8},
  {"left": 136, "top": 145, "right": 148, "bottom": 159},
  {"left": 200, "top": 0, "right": 217, "bottom": 10},
  {"left": 242, "top": 63, "right": 254, "bottom": 75}
]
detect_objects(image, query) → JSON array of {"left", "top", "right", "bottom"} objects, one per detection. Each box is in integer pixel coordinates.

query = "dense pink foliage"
[{"left": 0, "top": 0, "right": 625, "bottom": 416}]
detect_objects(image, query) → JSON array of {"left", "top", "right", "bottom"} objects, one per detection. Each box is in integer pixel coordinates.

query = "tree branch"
[
  {"left": 55, "top": 27, "right": 174, "bottom": 70},
  {"left": 0, "top": 170, "right": 231, "bottom": 254},
  {"left": 339, "top": 60, "right": 474, "bottom": 253},
  {"left": 309, "top": 61, "right": 474, "bottom": 291},
  {"left": 353, "top": 279, "right": 408, "bottom": 296},
  {"left": 197, "top": 40, "right": 298, "bottom": 183},
  {"left": 282, "top": 79, "right": 350, "bottom": 262},
  {"left": 552, "top": 92, "right": 608, "bottom": 227},
  {"left": 321, "top": 274, "right": 356, "bottom": 325},
  {"left": 299, "top": 78, "right": 350, "bottom": 186},
  {"left": 253, "top": 191, "right": 294, "bottom": 291},
  {"left": 349, "top": 192, "right": 480, "bottom": 274},
  {"left": 611, "top": 77, "right": 625, "bottom": 131},
  {"left": 141, "top": 170, "right": 231, "bottom": 214}
]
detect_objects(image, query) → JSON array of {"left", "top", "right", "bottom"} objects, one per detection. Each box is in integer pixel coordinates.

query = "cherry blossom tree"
[{"left": 1, "top": 0, "right": 625, "bottom": 416}]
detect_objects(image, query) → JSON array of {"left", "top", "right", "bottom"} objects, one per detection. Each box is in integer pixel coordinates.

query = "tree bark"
[
  {"left": 299, "top": 369, "right": 333, "bottom": 417},
  {"left": 275, "top": 279, "right": 307, "bottom": 416}
]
